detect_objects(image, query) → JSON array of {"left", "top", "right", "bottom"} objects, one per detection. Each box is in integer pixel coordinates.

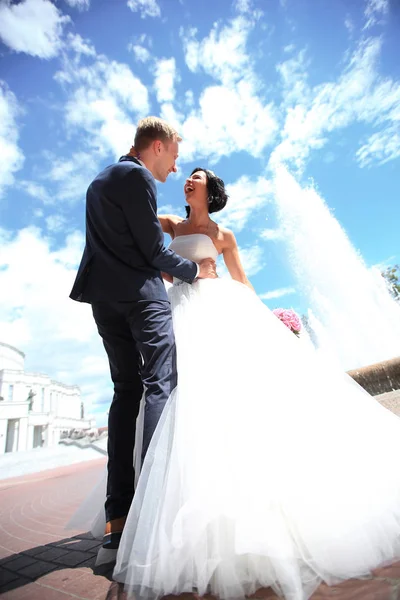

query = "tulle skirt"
[{"left": 81, "top": 278, "right": 400, "bottom": 600}]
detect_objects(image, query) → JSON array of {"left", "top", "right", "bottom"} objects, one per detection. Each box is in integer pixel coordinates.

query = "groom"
[{"left": 70, "top": 116, "right": 216, "bottom": 549}]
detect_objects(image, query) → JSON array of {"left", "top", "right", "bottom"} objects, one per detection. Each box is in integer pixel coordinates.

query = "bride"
[{"left": 82, "top": 167, "right": 400, "bottom": 600}]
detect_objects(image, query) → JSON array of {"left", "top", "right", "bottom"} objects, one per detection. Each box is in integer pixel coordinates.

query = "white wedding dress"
[{"left": 75, "top": 234, "right": 400, "bottom": 600}]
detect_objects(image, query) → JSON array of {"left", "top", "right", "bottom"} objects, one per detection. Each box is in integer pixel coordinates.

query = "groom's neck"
[{"left": 127, "top": 151, "right": 155, "bottom": 177}]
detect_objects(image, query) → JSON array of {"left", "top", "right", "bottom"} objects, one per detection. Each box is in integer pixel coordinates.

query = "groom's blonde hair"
[{"left": 134, "top": 117, "right": 182, "bottom": 152}]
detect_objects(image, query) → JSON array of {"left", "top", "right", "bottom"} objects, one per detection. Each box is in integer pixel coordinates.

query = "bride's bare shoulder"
[{"left": 218, "top": 226, "right": 237, "bottom": 249}]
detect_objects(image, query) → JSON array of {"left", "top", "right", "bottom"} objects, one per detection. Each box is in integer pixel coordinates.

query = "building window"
[
  {"left": 6, "top": 419, "right": 19, "bottom": 452},
  {"left": 8, "top": 384, "right": 14, "bottom": 402},
  {"left": 41, "top": 387, "right": 45, "bottom": 412}
]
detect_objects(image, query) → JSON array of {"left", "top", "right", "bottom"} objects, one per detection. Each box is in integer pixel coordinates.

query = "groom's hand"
[{"left": 197, "top": 258, "right": 217, "bottom": 279}]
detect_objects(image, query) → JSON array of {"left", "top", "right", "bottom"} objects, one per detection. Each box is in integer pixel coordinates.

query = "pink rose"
[{"left": 272, "top": 308, "right": 302, "bottom": 336}]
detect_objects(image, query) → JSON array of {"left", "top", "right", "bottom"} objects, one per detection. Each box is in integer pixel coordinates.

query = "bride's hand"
[
  {"left": 129, "top": 146, "right": 140, "bottom": 158},
  {"left": 197, "top": 258, "right": 218, "bottom": 279},
  {"left": 161, "top": 272, "right": 173, "bottom": 283}
]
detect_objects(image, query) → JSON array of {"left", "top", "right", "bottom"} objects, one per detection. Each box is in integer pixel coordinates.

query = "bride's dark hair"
[{"left": 185, "top": 168, "right": 228, "bottom": 218}]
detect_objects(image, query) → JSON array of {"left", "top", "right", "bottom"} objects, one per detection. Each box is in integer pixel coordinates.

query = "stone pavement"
[{"left": 1, "top": 459, "right": 400, "bottom": 600}]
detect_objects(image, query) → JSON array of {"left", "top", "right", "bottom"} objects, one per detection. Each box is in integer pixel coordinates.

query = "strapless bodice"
[{"left": 169, "top": 234, "right": 219, "bottom": 262}]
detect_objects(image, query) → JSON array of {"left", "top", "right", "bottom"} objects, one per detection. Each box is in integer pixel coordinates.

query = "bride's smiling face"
[{"left": 184, "top": 170, "right": 208, "bottom": 209}]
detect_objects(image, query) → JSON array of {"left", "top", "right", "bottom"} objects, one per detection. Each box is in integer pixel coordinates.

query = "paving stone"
[
  {"left": 60, "top": 571, "right": 113, "bottom": 598},
  {"left": 34, "top": 547, "right": 71, "bottom": 562},
  {"left": 373, "top": 561, "right": 400, "bottom": 579},
  {"left": 71, "top": 532, "right": 96, "bottom": 541},
  {"left": 311, "top": 578, "right": 394, "bottom": 599},
  {"left": 36, "top": 566, "right": 88, "bottom": 590},
  {"left": 22, "top": 545, "right": 54, "bottom": 557},
  {"left": 18, "top": 559, "right": 59, "bottom": 579},
  {"left": 3, "top": 460, "right": 400, "bottom": 600},
  {"left": 0, "top": 566, "right": 20, "bottom": 586},
  {"left": 0, "top": 581, "right": 39, "bottom": 598},
  {"left": 4, "top": 554, "right": 38, "bottom": 572},
  {"left": 78, "top": 555, "right": 97, "bottom": 569},
  {"left": 0, "top": 552, "right": 19, "bottom": 565},
  {"left": 20, "top": 581, "right": 81, "bottom": 598},
  {"left": 247, "top": 588, "right": 281, "bottom": 599},
  {"left": 0, "top": 548, "right": 17, "bottom": 560},
  {"left": 53, "top": 550, "right": 91, "bottom": 567},
  {"left": 104, "top": 581, "right": 129, "bottom": 600},
  {"left": 57, "top": 538, "right": 102, "bottom": 553},
  {"left": 0, "top": 539, "right": 35, "bottom": 554}
]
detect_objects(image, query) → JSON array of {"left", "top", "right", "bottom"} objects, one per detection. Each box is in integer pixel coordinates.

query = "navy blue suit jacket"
[{"left": 70, "top": 156, "right": 197, "bottom": 303}]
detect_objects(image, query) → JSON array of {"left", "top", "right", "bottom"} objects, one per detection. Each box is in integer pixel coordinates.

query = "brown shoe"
[{"left": 102, "top": 516, "right": 127, "bottom": 549}]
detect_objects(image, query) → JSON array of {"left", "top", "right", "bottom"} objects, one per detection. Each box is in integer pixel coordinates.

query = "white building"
[{"left": 0, "top": 342, "right": 96, "bottom": 454}]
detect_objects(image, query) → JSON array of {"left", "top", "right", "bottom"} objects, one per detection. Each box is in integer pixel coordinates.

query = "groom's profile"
[{"left": 70, "top": 117, "right": 216, "bottom": 549}]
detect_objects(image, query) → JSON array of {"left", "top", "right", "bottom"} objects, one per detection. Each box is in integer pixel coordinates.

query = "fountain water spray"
[{"left": 272, "top": 164, "right": 400, "bottom": 370}]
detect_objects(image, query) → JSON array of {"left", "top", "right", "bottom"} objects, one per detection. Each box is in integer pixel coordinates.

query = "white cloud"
[
  {"left": 217, "top": 243, "right": 264, "bottom": 279},
  {"left": 182, "top": 17, "right": 252, "bottom": 86},
  {"left": 64, "top": 0, "right": 90, "bottom": 10},
  {"left": 216, "top": 175, "right": 273, "bottom": 233},
  {"left": 157, "top": 203, "right": 184, "bottom": 216},
  {"left": 55, "top": 50, "right": 150, "bottom": 159},
  {"left": 66, "top": 32, "right": 95, "bottom": 57},
  {"left": 0, "top": 82, "right": 24, "bottom": 198},
  {"left": 344, "top": 15, "right": 354, "bottom": 35},
  {"left": 283, "top": 44, "right": 295, "bottom": 53},
  {"left": 132, "top": 32, "right": 153, "bottom": 47},
  {"left": 44, "top": 151, "right": 99, "bottom": 204},
  {"left": 174, "top": 16, "right": 277, "bottom": 163},
  {"left": 233, "top": 0, "right": 263, "bottom": 20},
  {"left": 185, "top": 90, "right": 194, "bottom": 108},
  {"left": 19, "top": 181, "right": 52, "bottom": 205},
  {"left": 0, "top": 0, "right": 70, "bottom": 59},
  {"left": 272, "top": 37, "right": 400, "bottom": 170},
  {"left": 158, "top": 99, "right": 184, "bottom": 125},
  {"left": 127, "top": 33, "right": 153, "bottom": 63},
  {"left": 178, "top": 83, "right": 277, "bottom": 163},
  {"left": 238, "top": 245, "right": 264, "bottom": 276},
  {"left": 234, "top": 0, "right": 252, "bottom": 13},
  {"left": 276, "top": 48, "right": 310, "bottom": 106},
  {"left": 154, "top": 58, "right": 177, "bottom": 103},
  {"left": 127, "top": 0, "right": 161, "bottom": 18},
  {"left": 129, "top": 44, "right": 151, "bottom": 63},
  {"left": 363, "top": 0, "right": 389, "bottom": 29},
  {"left": 260, "top": 228, "right": 284, "bottom": 241},
  {"left": 356, "top": 125, "right": 400, "bottom": 167},
  {"left": 45, "top": 214, "right": 68, "bottom": 232},
  {"left": 259, "top": 286, "right": 296, "bottom": 300},
  {"left": 0, "top": 227, "right": 111, "bottom": 421}
]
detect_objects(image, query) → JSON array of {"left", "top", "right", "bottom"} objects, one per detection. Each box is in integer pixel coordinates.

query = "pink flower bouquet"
[{"left": 272, "top": 308, "right": 302, "bottom": 337}]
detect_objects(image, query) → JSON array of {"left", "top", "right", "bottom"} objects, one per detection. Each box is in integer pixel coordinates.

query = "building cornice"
[{"left": 0, "top": 341, "right": 25, "bottom": 359}]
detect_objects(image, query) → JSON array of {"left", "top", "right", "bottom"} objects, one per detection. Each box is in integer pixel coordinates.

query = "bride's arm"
[
  {"left": 158, "top": 214, "right": 174, "bottom": 236},
  {"left": 222, "top": 231, "right": 254, "bottom": 291}
]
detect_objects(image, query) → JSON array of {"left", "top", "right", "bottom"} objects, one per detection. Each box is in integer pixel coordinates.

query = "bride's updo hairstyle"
[{"left": 185, "top": 168, "right": 228, "bottom": 218}]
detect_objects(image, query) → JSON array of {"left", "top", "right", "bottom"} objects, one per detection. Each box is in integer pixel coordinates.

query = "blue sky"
[{"left": 0, "top": 0, "right": 399, "bottom": 424}]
